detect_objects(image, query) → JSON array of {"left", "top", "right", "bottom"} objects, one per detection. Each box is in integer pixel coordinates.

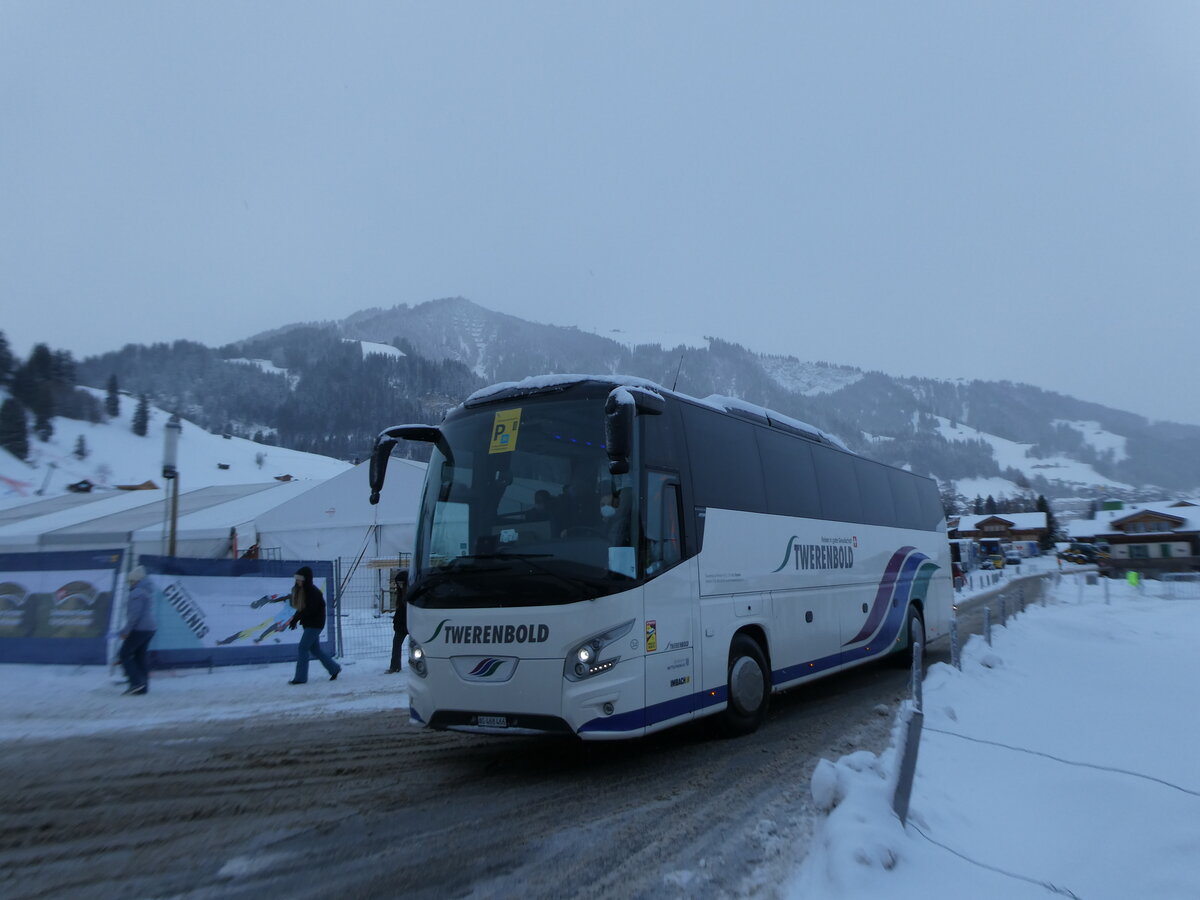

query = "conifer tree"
[
  {"left": 33, "top": 407, "right": 53, "bottom": 442},
  {"left": 73, "top": 435, "right": 89, "bottom": 460},
  {"left": 985, "top": 494, "right": 997, "bottom": 515},
  {"left": 0, "top": 331, "right": 13, "bottom": 387},
  {"left": 25, "top": 343, "right": 53, "bottom": 381},
  {"left": 105, "top": 374, "right": 120, "bottom": 418},
  {"left": 0, "top": 397, "right": 29, "bottom": 460},
  {"left": 1036, "top": 495, "right": 1058, "bottom": 550},
  {"left": 132, "top": 394, "right": 150, "bottom": 436},
  {"left": 26, "top": 381, "right": 54, "bottom": 432}
]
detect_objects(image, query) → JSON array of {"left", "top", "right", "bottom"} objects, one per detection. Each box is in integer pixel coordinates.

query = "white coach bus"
[{"left": 368, "top": 375, "right": 951, "bottom": 740}]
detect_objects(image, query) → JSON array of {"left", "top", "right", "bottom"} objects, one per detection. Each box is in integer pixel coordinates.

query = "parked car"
[{"left": 1005, "top": 551, "right": 1022, "bottom": 567}]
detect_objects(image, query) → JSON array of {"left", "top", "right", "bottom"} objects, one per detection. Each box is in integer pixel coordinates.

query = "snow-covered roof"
[
  {"left": 955, "top": 512, "right": 1048, "bottom": 532},
  {"left": 1068, "top": 504, "right": 1200, "bottom": 538}
]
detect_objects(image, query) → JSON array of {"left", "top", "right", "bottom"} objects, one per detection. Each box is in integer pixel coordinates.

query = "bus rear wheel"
[
  {"left": 894, "top": 606, "right": 925, "bottom": 668},
  {"left": 718, "top": 634, "right": 769, "bottom": 737}
]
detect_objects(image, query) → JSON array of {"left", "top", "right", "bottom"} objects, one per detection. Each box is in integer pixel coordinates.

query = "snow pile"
[{"left": 786, "top": 580, "right": 1200, "bottom": 900}]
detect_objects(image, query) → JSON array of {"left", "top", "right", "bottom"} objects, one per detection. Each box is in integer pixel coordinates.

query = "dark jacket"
[
  {"left": 393, "top": 574, "right": 408, "bottom": 637},
  {"left": 291, "top": 568, "right": 327, "bottom": 630}
]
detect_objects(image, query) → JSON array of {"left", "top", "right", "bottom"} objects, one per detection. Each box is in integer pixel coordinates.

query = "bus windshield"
[{"left": 408, "top": 394, "right": 639, "bottom": 609}]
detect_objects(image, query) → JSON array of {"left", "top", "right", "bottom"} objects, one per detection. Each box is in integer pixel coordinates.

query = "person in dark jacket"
[
  {"left": 287, "top": 566, "right": 341, "bottom": 684},
  {"left": 118, "top": 565, "right": 157, "bottom": 695},
  {"left": 385, "top": 570, "right": 408, "bottom": 674}
]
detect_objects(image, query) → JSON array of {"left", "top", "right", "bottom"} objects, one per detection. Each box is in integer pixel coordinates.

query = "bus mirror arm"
[{"left": 369, "top": 424, "right": 443, "bottom": 505}]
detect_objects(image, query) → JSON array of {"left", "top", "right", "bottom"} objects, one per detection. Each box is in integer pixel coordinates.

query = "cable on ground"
[
  {"left": 925, "top": 726, "right": 1200, "bottom": 798},
  {"left": 907, "top": 821, "right": 1081, "bottom": 899}
]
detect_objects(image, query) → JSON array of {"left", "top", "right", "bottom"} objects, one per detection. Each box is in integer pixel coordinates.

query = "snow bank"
[{"left": 785, "top": 580, "right": 1200, "bottom": 900}]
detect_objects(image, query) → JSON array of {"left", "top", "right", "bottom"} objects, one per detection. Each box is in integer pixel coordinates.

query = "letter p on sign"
[{"left": 489, "top": 408, "right": 522, "bottom": 454}]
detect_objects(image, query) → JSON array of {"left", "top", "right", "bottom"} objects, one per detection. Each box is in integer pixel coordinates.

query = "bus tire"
[
  {"left": 718, "top": 634, "right": 770, "bottom": 737},
  {"left": 894, "top": 606, "right": 925, "bottom": 668}
]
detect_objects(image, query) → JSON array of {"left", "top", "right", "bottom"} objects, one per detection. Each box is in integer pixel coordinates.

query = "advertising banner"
[
  {"left": 138, "top": 556, "right": 337, "bottom": 668},
  {"left": 0, "top": 550, "right": 125, "bottom": 664}
]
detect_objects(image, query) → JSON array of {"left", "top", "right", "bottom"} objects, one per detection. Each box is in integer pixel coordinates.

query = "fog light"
[{"left": 602, "top": 702, "right": 615, "bottom": 716}]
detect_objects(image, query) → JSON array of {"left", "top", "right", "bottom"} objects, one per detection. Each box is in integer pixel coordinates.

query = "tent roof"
[
  {"left": 40, "top": 483, "right": 282, "bottom": 546},
  {"left": 130, "top": 479, "right": 319, "bottom": 542},
  {"left": 255, "top": 458, "right": 426, "bottom": 534},
  {"left": 0, "top": 488, "right": 170, "bottom": 543},
  {"left": 0, "top": 489, "right": 117, "bottom": 528}
]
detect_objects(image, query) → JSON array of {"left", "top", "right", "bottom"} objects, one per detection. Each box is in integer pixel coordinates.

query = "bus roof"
[{"left": 461, "top": 373, "right": 848, "bottom": 451}]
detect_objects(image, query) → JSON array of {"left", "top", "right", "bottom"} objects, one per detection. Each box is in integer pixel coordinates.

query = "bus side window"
[{"left": 646, "top": 472, "right": 682, "bottom": 575}]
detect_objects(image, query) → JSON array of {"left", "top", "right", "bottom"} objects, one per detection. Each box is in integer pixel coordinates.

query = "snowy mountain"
[
  {"left": 56, "top": 297, "right": 1200, "bottom": 505},
  {"left": 0, "top": 387, "right": 350, "bottom": 508}
]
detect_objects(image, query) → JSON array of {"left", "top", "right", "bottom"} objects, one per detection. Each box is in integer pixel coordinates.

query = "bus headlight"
[
  {"left": 564, "top": 619, "right": 634, "bottom": 682},
  {"left": 408, "top": 639, "right": 428, "bottom": 678}
]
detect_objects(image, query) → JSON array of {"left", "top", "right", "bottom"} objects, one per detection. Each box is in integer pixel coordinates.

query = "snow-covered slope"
[
  {"left": 0, "top": 389, "right": 350, "bottom": 508},
  {"left": 759, "top": 356, "right": 863, "bottom": 396},
  {"left": 1052, "top": 419, "right": 1128, "bottom": 463},
  {"left": 935, "top": 415, "right": 1132, "bottom": 492}
]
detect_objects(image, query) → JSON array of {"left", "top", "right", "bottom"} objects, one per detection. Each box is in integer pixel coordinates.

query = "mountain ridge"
[{"left": 56, "top": 296, "right": 1200, "bottom": 505}]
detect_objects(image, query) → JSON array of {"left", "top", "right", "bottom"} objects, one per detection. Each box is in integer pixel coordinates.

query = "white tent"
[{"left": 253, "top": 459, "right": 426, "bottom": 564}]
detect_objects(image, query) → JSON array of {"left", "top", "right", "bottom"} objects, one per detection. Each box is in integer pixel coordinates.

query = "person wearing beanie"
[
  {"left": 287, "top": 566, "right": 341, "bottom": 684},
  {"left": 119, "top": 564, "right": 157, "bottom": 695}
]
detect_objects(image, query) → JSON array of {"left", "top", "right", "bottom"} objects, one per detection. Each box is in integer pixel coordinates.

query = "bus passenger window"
[{"left": 646, "top": 472, "right": 682, "bottom": 575}]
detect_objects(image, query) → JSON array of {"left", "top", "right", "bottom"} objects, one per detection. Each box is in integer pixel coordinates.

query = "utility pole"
[{"left": 162, "top": 414, "right": 182, "bottom": 556}]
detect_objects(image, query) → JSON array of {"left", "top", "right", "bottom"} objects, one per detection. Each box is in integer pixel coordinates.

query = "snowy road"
[{"left": 0, "top": 647, "right": 940, "bottom": 899}]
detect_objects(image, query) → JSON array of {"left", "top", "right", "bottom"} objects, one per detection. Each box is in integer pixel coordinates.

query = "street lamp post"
[{"left": 162, "top": 414, "right": 182, "bottom": 556}]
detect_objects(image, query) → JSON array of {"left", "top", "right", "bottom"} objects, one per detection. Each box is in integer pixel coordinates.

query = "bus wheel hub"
[{"left": 730, "top": 656, "right": 764, "bottom": 714}]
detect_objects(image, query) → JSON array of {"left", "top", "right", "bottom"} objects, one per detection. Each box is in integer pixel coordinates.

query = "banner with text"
[{"left": 138, "top": 556, "right": 337, "bottom": 668}]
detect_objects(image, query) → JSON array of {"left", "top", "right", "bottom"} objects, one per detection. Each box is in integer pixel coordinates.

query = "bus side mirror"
[
  {"left": 369, "top": 424, "right": 443, "bottom": 505},
  {"left": 606, "top": 397, "right": 633, "bottom": 475},
  {"left": 605, "top": 386, "right": 663, "bottom": 475},
  {"left": 369, "top": 440, "right": 397, "bottom": 505}
]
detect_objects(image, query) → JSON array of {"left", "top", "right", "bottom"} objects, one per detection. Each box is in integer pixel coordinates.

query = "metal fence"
[
  {"left": 1146, "top": 572, "right": 1200, "bottom": 600},
  {"left": 332, "top": 554, "right": 410, "bottom": 659}
]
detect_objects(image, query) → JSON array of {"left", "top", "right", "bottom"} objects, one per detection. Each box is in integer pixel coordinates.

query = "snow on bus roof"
[
  {"left": 463, "top": 374, "right": 666, "bottom": 406},
  {"left": 461, "top": 375, "right": 847, "bottom": 450},
  {"left": 699, "top": 394, "right": 849, "bottom": 451}
]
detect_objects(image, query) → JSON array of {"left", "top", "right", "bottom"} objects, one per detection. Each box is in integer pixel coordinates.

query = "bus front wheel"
[{"left": 718, "top": 634, "right": 770, "bottom": 737}]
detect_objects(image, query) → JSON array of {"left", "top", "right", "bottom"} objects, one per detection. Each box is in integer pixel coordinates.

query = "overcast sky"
[{"left": 3, "top": 3, "right": 1199, "bottom": 423}]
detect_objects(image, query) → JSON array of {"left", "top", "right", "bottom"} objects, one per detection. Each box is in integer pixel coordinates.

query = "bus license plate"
[{"left": 477, "top": 715, "right": 508, "bottom": 728}]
